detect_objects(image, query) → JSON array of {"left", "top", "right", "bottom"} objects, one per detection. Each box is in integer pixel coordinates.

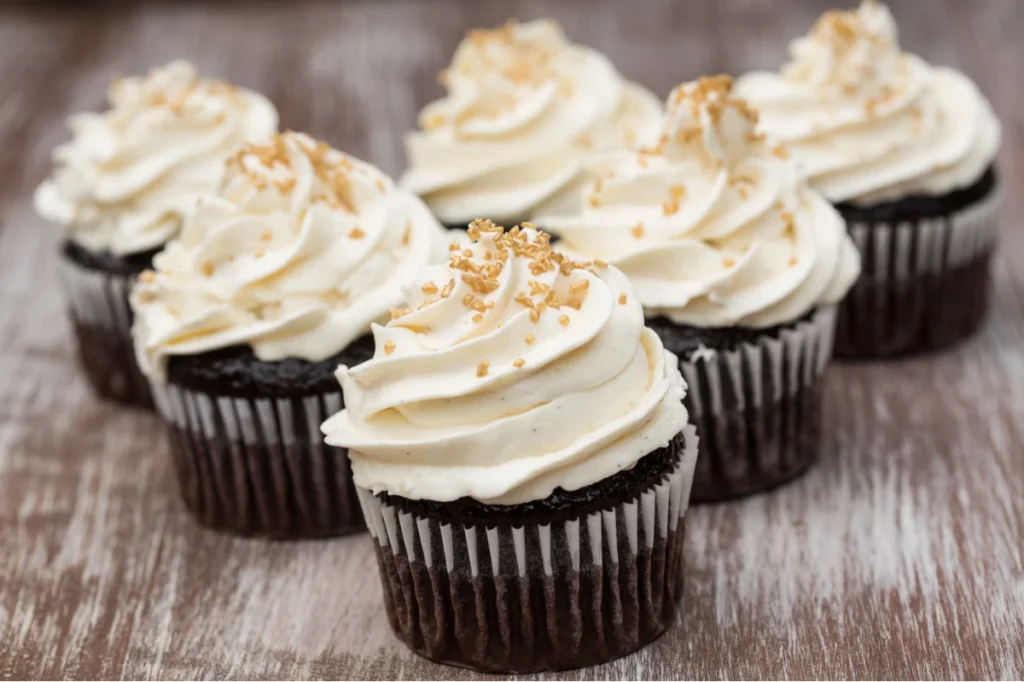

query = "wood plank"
[{"left": 2, "top": 0, "right": 1022, "bottom": 678}]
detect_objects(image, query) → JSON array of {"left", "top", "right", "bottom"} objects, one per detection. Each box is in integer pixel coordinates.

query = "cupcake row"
[{"left": 33, "top": 1, "right": 1001, "bottom": 674}]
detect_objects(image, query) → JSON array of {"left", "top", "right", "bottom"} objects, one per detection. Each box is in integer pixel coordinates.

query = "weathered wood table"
[{"left": 2, "top": 0, "right": 1022, "bottom": 678}]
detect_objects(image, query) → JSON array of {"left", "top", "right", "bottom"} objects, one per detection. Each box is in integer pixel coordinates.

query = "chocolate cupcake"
[
  {"left": 132, "top": 132, "right": 448, "bottom": 539},
  {"left": 322, "top": 222, "right": 697, "bottom": 673},
  {"left": 541, "top": 77, "right": 860, "bottom": 502},
  {"left": 401, "top": 19, "right": 664, "bottom": 229},
  {"left": 34, "top": 60, "right": 278, "bottom": 408},
  {"left": 734, "top": 1, "right": 1002, "bottom": 357}
]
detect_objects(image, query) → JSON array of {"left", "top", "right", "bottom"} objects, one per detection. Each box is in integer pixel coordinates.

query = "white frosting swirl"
[
  {"left": 35, "top": 60, "right": 279, "bottom": 255},
  {"left": 132, "top": 132, "right": 448, "bottom": 380},
  {"left": 321, "top": 222, "right": 689, "bottom": 505},
  {"left": 400, "top": 20, "right": 664, "bottom": 225},
  {"left": 733, "top": 1, "right": 1000, "bottom": 205},
  {"left": 540, "top": 76, "right": 861, "bottom": 329}
]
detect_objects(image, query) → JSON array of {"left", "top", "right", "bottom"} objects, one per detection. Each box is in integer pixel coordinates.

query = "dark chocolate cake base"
[
  {"left": 151, "top": 340, "right": 375, "bottom": 539},
  {"left": 833, "top": 166, "right": 1000, "bottom": 358},
  {"left": 58, "top": 240, "right": 159, "bottom": 409},
  {"left": 357, "top": 428, "right": 697, "bottom": 673},
  {"left": 648, "top": 308, "right": 832, "bottom": 503}
]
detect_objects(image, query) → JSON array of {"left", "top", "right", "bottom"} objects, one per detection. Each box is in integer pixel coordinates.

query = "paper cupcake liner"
[
  {"left": 835, "top": 184, "right": 1002, "bottom": 358},
  {"left": 57, "top": 253, "right": 153, "bottom": 408},
  {"left": 149, "top": 381, "right": 364, "bottom": 539},
  {"left": 677, "top": 307, "right": 834, "bottom": 503},
  {"left": 357, "top": 425, "right": 698, "bottom": 674}
]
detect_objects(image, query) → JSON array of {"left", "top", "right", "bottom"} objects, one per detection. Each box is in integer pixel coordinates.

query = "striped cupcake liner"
[
  {"left": 57, "top": 253, "right": 153, "bottom": 408},
  {"left": 149, "top": 382, "right": 364, "bottom": 539},
  {"left": 677, "top": 307, "right": 834, "bottom": 503},
  {"left": 835, "top": 184, "right": 1002, "bottom": 358},
  {"left": 357, "top": 425, "right": 698, "bottom": 674}
]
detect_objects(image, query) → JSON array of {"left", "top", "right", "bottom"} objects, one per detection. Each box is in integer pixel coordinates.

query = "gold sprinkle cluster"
[{"left": 227, "top": 132, "right": 358, "bottom": 211}]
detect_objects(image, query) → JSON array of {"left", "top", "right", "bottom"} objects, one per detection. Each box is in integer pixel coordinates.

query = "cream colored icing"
[
  {"left": 400, "top": 19, "right": 663, "bottom": 225},
  {"left": 540, "top": 76, "right": 860, "bottom": 329},
  {"left": 321, "top": 221, "right": 690, "bottom": 505},
  {"left": 733, "top": 1, "right": 1000, "bottom": 205},
  {"left": 35, "top": 60, "right": 279, "bottom": 255},
  {"left": 132, "top": 132, "right": 449, "bottom": 380}
]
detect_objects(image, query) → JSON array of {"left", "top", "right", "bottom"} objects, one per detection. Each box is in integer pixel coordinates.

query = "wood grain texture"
[{"left": 2, "top": 0, "right": 1023, "bottom": 678}]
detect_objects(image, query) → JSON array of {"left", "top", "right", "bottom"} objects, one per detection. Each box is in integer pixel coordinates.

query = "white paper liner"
[
  {"left": 677, "top": 308, "right": 832, "bottom": 501},
  {"left": 57, "top": 252, "right": 152, "bottom": 406},
  {"left": 836, "top": 185, "right": 1002, "bottom": 357},
  {"left": 679, "top": 306, "right": 834, "bottom": 419},
  {"left": 57, "top": 254, "right": 134, "bottom": 331},
  {"left": 149, "top": 381, "right": 363, "bottom": 537},
  {"left": 845, "top": 181, "right": 1002, "bottom": 281},
  {"left": 356, "top": 425, "right": 697, "bottom": 673}
]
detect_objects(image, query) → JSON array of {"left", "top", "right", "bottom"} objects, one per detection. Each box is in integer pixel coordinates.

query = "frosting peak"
[
  {"left": 132, "top": 132, "right": 448, "bottom": 380},
  {"left": 35, "top": 60, "right": 278, "bottom": 255},
  {"left": 540, "top": 77, "right": 861, "bottom": 329},
  {"left": 321, "top": 221, "right": 690, "bottom": 505},
  {"left": 734, "top": 1, "right": 1000, "bottom": 204},
  {"left": 401, "top": 19, "right": 664, "bottom": 225},
  {"left": 657, "top": 75, "right": 764, "bottom": 167}
]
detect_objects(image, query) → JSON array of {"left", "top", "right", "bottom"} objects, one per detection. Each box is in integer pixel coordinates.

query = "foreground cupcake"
[
  {"left": 541, "top": 76, "right": 859, "bottom": 502},
  {"left": 734, "top": 1, "right": 1001, "bottom": 357},
  {"left": 401, "top": 19, "right": 663, "bottom": 227},
  {"left": 132, "top": 132, "right": 447, "bottom": 538},
  {"left": 34, "top": 60, "right": 278, "bottom": 407},
  {"left": 322, "top": 221, "right": 697, "bottom": 673}
]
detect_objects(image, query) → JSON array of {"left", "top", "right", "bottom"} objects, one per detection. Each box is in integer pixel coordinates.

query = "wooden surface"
[{"left": 2, "top": 0, "right": 1023, "bottom": 678}]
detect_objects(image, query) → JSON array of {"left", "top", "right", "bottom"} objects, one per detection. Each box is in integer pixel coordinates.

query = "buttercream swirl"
[
  {"left": 733, "top": 1, "right": 1000, "bottom": 205},
  {"left": 35, "top": 60, "right": 279, "bottom": 255},
  {"left": 540, "top": 76, "right": 860, "bottom": 329},
  {"left": 132, "top": 132, "right": 448, "bottom": 380},
  {"left": 321, "top": 221, "right": 689, "bottom": 505},
  {"left": 400, "top": 19, "right": 663, "bottom": 225}
]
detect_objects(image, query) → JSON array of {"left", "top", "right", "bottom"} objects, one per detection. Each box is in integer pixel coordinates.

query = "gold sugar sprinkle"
[
  {"left": 449, "top": 242, "right": 462, "bottom": 252},
  {"left": 384, "top": 340, "right": 396, "bottom": 355},
  {"left": 421, "top": 281, "right": 439, "bottom": 295},
  {"left": 513, "top": 358, "right": 526, "bottom": 368},
  {"left": 477, "top": 362, "right": 489, "bottom": 378},
  {"left": 789, "top": 256, "right": 799, "bottom": 267},
  {"left": 723, "top": 257, "right": 735, "bottom": 268},
  {"left": 375, "top": 178, "right": 386, "bottom": 192},
  {"left": 390, "top": 307, "right": 411, "bottom": 320},
  {"left": 402, "top": 221, "right": 412, "bottom": 246},
  {"left": 631, "top": 222, "right": 645, "bottom": 239},
  {"left": 569, "top": 280, "right": 589, "bottom": 295},
  {"left": 440, "top": 279, "right": 455, "bottom": 298},
  {"left": 139, "top": 270, "right": 156, "bottom": 283},
  {"left": 349, "top": 227, "right": 366, "bottom": 239},
  {"left": 473, "top": 313, "right": 484, "bottom": 323},
  {"left": 559, "top": 314, "right": 570, "bottom": 327},
  {"left": 618, "top": 293, "right": 627, "bottom": 305},
  {"left": 525, "top": 334, "right": 535, "bottom": 345},
  {"left": 201, "top": 262, "right": 215, "bottom": 276}
]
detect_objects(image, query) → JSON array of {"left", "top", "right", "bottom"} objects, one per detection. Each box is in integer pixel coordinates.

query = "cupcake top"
[
  {"left": 733, "top": 1, "right": 1000, "bottom": 205},
  {"left": 132, "top": 132, "right": 447, "bottom": 380},
  {"left": 400, "top": 19, "right": 663, "bottom": 225},
  {"left": 540, "top": 76, "right": 860, "bottom": 329},
  {"left": 321, "top": 220, "right": 689, "bottom": 505},
  {"left": 34, "top": 60, "right": 279, "bottom": 256}
]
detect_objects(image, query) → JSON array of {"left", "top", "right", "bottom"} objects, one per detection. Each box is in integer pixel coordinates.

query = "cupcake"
[
  {"left": 321, "top": 221, "right": 697, "bottom": 673},
  {"left": 131, "top": 132, "right": 448, "bottom": 538},
  {"left": 34, "top": 60, "right": 278, "bottom": 408},
  {"left": 540, "top": 76, "right": 860, "bottom": 502},
  {"left": 400, "top": 19, "right": 663, "bottom": 228},
  {"left": 734, "top": 1, "right": 1001, "bottom": 357}
]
